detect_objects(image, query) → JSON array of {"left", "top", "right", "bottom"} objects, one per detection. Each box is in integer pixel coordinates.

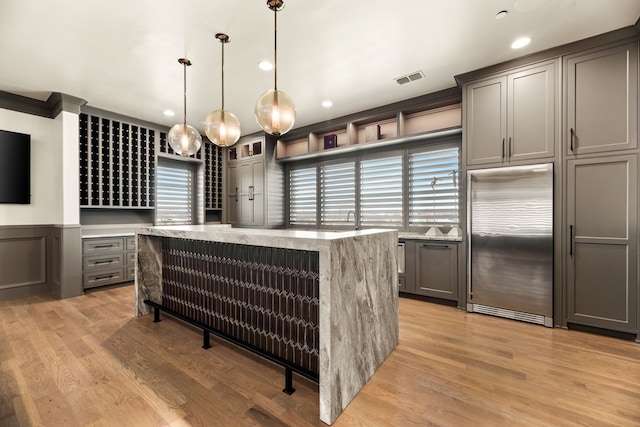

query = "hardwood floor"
[{"left": 1, "top": 285, "right": 639, "bottom": 426}]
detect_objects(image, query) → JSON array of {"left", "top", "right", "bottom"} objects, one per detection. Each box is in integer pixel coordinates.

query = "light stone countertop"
[
  {"left": 137, "top": 225, "right": 397, "bottom": 251},
  {"left": 398, "top": 231, "right": 463, "bottom": 242},
  {"left": 82, "top": 232, "right": 136, "bottom": 239}
]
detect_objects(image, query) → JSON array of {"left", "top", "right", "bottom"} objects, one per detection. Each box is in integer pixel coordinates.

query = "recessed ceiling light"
[
  {"left": 495, "top": 10, "right": 508, "bottom": 19},
  {"left": 511, "top": 37, "right": 531, "bottom": 49},
  {"left": 258, "top": 61, "right": 273, "bottom": 71},
  {"left": 321, "top": 100, "right": 333, "bottom": 108},
  {"left": 163, "top": 109, "right": 175, "bottom": 117}
]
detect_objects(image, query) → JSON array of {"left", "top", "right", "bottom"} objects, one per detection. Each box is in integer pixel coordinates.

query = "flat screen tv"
[{"left": 0, "top": 129, "right": 31, "bottom": 204}]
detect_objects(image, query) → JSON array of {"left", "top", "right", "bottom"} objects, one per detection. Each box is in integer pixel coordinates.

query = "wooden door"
[
  {"left": 465, "top": 77, "right": 507, "bottom": 166},
  {"left": 567, "top": 155, "right": 637, "bottom": 333},
  {"left": 566, "top": 42, "right": 638, "bottom": 155},
  {"left": 508, "top": 61, "right": 557, "bottom": 162}
]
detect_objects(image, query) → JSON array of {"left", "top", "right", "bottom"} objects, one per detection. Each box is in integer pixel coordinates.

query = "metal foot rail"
[{"left": 143, "top": 300, "right": 318, "bottom": 394}]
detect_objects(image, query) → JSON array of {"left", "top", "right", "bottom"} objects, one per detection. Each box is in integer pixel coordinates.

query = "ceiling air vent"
[{"left": 395, "top": 70, "right": 424, "bottom": 85}]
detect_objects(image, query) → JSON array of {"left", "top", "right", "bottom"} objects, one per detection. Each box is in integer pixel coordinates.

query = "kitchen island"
[{"left": 135, "top": 225, "right": 398, "bottom": 425}]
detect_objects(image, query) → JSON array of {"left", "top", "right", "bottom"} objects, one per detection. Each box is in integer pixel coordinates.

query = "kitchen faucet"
[{"left": 346, "top": 210, "right": 359, "bottom": 230}]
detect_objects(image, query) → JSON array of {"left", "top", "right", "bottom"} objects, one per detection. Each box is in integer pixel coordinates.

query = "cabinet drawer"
[
  {"left": 126, "top": 236, "right": 135, "bottom": 251},
  {"left": 83, "top": 253, "right": 124, "bottom": 270},
  {"left": 126, "top": 265, "right": 135, "bottom": 281},
  {"left": 83, "top": 238, "right": 125, "bottom": 254},
  {"left": 83, "top": 268, "right": 125, "bottom": 289},
  {"left": 126, "top": 251, "right": 136, "bottom": 266}
]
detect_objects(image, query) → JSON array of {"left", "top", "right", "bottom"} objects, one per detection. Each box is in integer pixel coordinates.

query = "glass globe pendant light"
[
  {"left": 205, "top": 33, "right": 241, "bottom": 147},
  {"left": 168, "top": 58, "right": 202, "bottom": 156},
  {"left": 255, "top": 0, "right": 296, "bottom": 136}
]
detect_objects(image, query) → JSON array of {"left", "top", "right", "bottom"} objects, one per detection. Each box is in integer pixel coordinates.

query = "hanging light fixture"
[
  {"left": 205, "top": 33, "right": 241, "bottom": 147},
  {"left": 168, "top": 58, "right": 202, "bottom": 156},
  {"left": 255, "top": 0, "right": 296, "bottom": 136}
]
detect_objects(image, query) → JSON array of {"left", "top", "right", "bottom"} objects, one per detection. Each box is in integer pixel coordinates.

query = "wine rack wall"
[
  {"left": 79, "top": 113, "right": 156, "bottom": 208},
  {"left": 203, "top": 142, "right": 223, "bottom": 210},
  {"left": 80, "top": 115, "right": 223, "bottom": 211}
]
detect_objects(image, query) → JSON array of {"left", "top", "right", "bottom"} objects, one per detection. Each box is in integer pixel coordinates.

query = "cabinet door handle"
[
  {"left": 570, "top": 128, "right": 575, "bottom": 152},
  {"left": 502, "top": 138, "right": 506, "bottom": 159},
  {"left": 422, "top": 245, "right": 450, "bottom": 249},
  {"left": 508, "top": 137, "right": 512, "bottom": 159},
  {"left": 94, "top": 244, "right": 114, "bottom": 249},
  {"left": 95, "top": 274, "right": 114, "bottom": 281},
  {"left": 235, "top": 187, "right": 238, "bottom": 202},
  {"left": 94, "top": 259, "right": 114, "bottom": 265},
  {"left": 249, "top": 185, "right": 254, "bottom": 201},
  {"left": 569, "top": 225, "right": 573, "bottom": 256}
]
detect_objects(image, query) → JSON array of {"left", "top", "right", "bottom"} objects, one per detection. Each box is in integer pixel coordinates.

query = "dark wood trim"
[
  {"left": 0, "top": 91, "right": 87, "bottom": 118},
  {"left": 280, "top": 86, "right": 461, "bottom": 142},
  {"left": 0, "top": 226, "right": 51, "bottom": 300},
  {"left": 47, "top": 92, "right": 87, "bottom": 116},
  {"left": 455, "top": 26, "right": 640, "bottom": 86},
  {"left": 0, "top": 91, "right": 52, "bottom": 118},
  {"left": 0, "top": 224, "right": 83, "bottom": 301},
  {"left": 51, "top": 225, "right": 83, "bottom": 299}
]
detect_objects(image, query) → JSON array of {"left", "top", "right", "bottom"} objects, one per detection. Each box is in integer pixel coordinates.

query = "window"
[
  {"left": 156, "top": 160, "right": 194, "bottom": 225},
  {"left": 360, "top": 155, "right": 403, "bottom": 227},
  {"left": 321, "top": 161, "right": 356, "bottom": 226},
  {"left": 408, "top": 146, "right": 460, "bottom": 228},
  {"left": 289, "top": 166, "right": 317, "bottom": 226},
  {"left": 286, "top": 137, "right": 461, "bottom": 231}
]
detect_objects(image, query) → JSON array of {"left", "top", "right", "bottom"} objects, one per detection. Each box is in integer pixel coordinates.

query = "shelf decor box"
[{"left": 324, "top": 134, "right": 338, "bottom": 150}]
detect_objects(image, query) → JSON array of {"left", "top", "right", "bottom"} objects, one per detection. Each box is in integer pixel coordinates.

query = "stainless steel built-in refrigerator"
[{"left": 467, "top": 163, "right": 553, "bottom": 327}]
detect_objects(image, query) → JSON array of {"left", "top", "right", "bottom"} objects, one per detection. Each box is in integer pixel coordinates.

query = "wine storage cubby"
[
  {"left": 79, "top": 113, "right": 156, "bottom": 208},
  {"left": 203, "top": 141, "right": 223, "bottom": 210}
]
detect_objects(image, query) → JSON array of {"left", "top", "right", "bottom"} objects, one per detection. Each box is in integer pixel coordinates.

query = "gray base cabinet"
[
  {"left": 82, "top": 236, "right": 135, "bottom": 290},
  {"left": 400, "top": 239, "right": 459, "bottom": 301},
  {"left": 567, "top": 155, "right": 637, "bottom": 333},
  {"left": 415, "top": 242, "right": 458, "bottom": 300}
]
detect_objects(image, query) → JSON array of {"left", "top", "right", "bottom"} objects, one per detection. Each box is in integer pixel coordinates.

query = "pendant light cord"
[
  {"left": 273, "top": 6, "right": 278, "bottom": 92},
  {"left": 183, "top": 61, "right": 187, "bottom": 127},
  {"left": 221, "top": 41, "right": 225, "bottom": 110}
]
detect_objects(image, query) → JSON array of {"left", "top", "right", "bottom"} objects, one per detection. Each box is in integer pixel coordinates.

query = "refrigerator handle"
[
  {"left": 502, "top": 138, "right": 506, "bottom": 159},
  {"left": 570, "top": 128, "right": 575, "bottom": 152},
  {"left": 569, "top": 225, "right": 573, "bottom": 256}
]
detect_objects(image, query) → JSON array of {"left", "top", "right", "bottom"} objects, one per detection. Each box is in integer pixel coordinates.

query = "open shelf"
[{"left": 276, "top": 104, "right": 461, "bottom": 161}]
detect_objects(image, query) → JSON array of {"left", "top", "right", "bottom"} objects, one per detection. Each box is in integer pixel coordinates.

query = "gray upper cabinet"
[
  {"left": 565, "top": 41, "right": 638, "bottom": 156},
  {"left": 226, "top": 135, "right": 284, "bottom": 228},
  {"left": 465, "top": 76, "right": 506, "bottom": 165},
  {"left": 566, "top": 155, "right": 637, "bottom": 333},
  {"left": 464, "top": 60, "right": 558, "bottom": 166}
]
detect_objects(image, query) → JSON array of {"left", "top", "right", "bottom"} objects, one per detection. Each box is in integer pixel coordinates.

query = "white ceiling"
[{"left": 1, "top": 0, "right": 639, "bottom": 135}]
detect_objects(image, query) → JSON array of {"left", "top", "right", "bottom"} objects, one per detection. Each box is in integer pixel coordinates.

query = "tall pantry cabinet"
[
  {"left": 226, "top": 134, "right": 284, "bottom": 228},
  {"left": 565, "top": 41, "right": 639, "bottom": 334}
]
